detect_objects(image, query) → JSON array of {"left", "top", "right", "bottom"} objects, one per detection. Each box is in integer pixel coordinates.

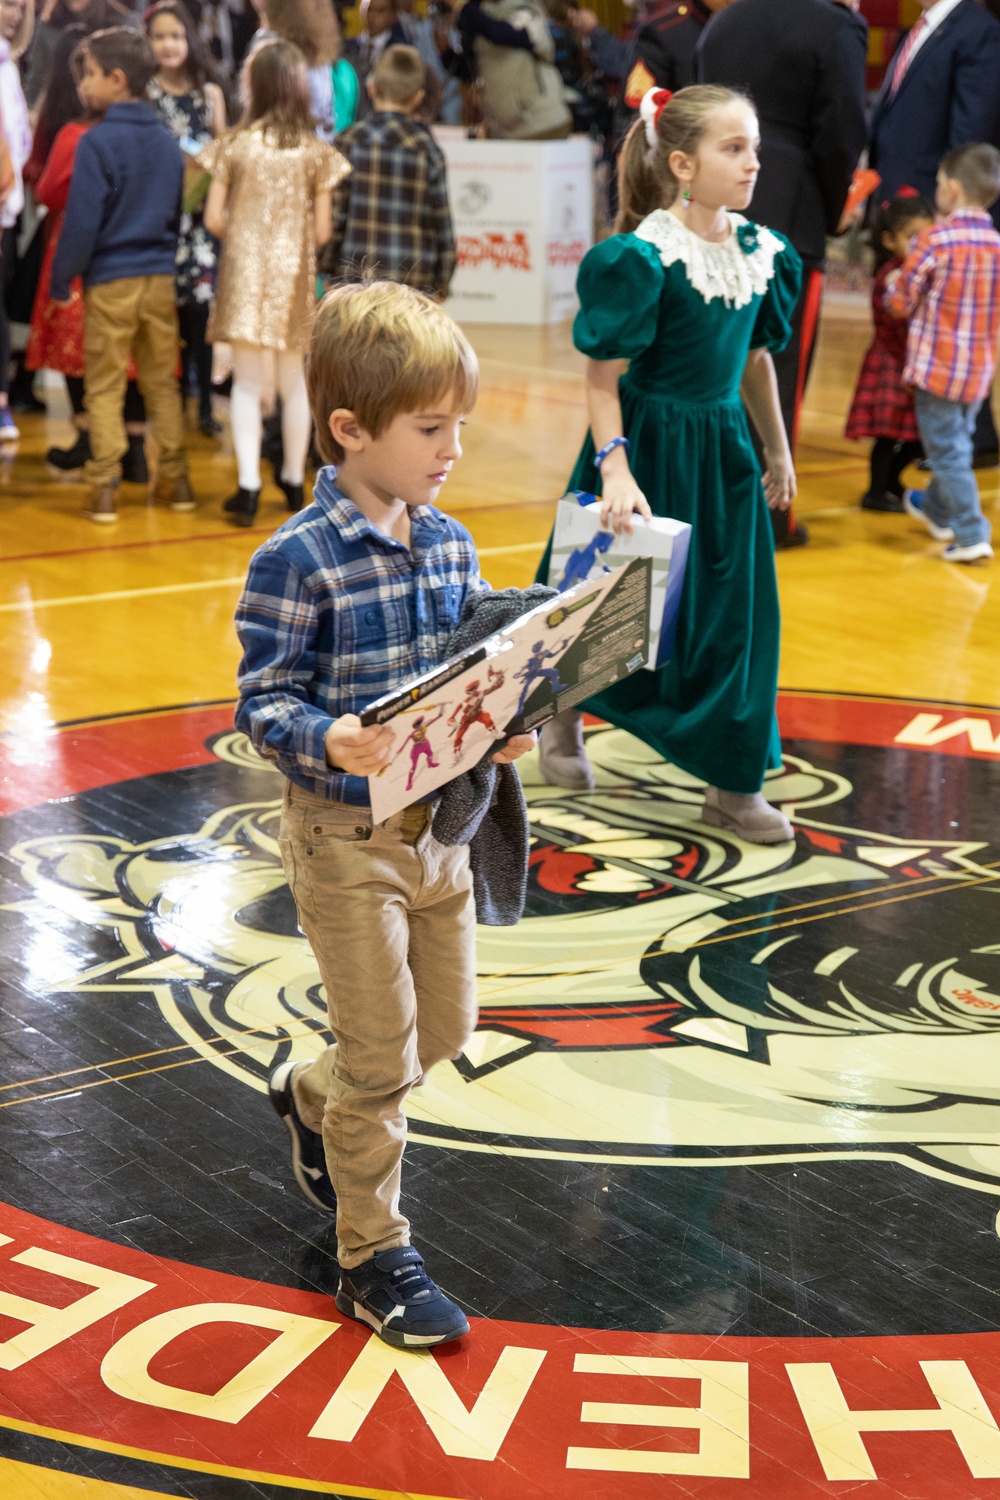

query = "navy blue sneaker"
[
  {"left": 337, "top": 1246, "right": 471, "bottom": 1348},
  {"left": 268, "top": 1060, "right": 337, "bottom": 1214}
]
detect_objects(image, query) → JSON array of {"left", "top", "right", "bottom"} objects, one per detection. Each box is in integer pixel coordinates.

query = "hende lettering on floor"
[{"left": 3, "top": 1226, "right": 1000, "bottom": 1488}]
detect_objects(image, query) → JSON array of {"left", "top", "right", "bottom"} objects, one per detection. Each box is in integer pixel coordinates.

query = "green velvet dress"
[{"left": 539, "top": 209, "right": 802, "bottom": 794}]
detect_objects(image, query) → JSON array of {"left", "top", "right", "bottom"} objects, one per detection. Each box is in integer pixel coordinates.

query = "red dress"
[
  {"left": 844, "top": 256, "right": 919, "bottom": 443},
  {"left": 26, "top": 121, "right": 90, "bottom": 376}
]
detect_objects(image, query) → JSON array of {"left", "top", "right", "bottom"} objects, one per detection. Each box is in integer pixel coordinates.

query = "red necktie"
[{"left": 889, "top": 14, "right": 928, "bottom": 96}]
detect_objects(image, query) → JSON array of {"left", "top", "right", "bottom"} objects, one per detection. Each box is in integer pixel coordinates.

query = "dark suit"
[
  {"left": 871, "top": 0, "right": 1000, "bottom": 457},
  {"left": 870, "top": 0, "right": 1000, "bottom": 206},
  {"left": 697, "top": 0, "right": 867, "bottom": 540}
]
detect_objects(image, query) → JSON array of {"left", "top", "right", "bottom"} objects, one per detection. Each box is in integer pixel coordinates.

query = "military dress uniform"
[
  {"left": 585, "top": 0, "right": 710, "bottom": 155},
  {"left": 624, "top": 0, "right": 712, "bottom": 107}
]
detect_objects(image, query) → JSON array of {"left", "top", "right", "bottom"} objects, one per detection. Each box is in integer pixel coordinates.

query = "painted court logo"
[{"left": 9, "top": 722, "right": 1000, "bottom": 1198}]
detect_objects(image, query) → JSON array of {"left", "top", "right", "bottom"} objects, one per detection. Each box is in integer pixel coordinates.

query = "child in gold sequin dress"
[{"left": 199, "top": 39, "right": 350, "bottom": 525}]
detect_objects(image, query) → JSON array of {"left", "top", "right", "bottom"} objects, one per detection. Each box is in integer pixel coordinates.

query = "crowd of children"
[{"left": 0, "top": 0, "right": 457, "bottom": 524}]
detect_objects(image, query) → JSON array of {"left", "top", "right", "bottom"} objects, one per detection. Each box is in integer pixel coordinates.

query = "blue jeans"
[{"left": 912, "top": 388, "right": 990, "bottom": 546}]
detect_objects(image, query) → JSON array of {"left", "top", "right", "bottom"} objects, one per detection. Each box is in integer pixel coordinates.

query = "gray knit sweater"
[{"left": 433, "top": 583, "right": 557, "bottom": 925}]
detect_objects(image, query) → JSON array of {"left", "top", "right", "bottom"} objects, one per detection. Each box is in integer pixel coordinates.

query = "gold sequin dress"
[{"left": 198, "top": 126, "right": 350, "bottom": 352}]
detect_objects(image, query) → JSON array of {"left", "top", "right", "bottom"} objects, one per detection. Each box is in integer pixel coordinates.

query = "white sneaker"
[
  {"left": 902, "top": 488, "right": 955, "bottom": 541},
  {"left": 942, "top": 541, "right": 994, "bottom": 563}
]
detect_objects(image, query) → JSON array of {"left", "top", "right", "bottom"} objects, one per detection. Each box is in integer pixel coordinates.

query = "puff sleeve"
[
  {"left": 749, "top": 235, "right": 802, "bottom": 354},
  {"left": 196, "top": 131, "right": 235, "bottom": 182},
  {"left": 573, "top": 235, "right": 664, "bottom": 361},
  {"left": 312, "top": 139, "right": 351, "bottom": 195}
]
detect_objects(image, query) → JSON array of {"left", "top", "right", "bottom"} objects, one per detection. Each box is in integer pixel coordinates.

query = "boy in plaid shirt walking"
[
  {"left": 328, "top": 45, "right": 455, "bottom": 298},
  {"left": 886, "top": 143, "right": 1000, "bottom": 563},
  {"left": 236, "top": 282, "right": 534, "bottom": 1348}
]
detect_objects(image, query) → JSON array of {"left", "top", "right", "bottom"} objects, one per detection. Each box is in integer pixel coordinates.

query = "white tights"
[{"left": 230, "top": 342, "right": 311, "bottom": 491}]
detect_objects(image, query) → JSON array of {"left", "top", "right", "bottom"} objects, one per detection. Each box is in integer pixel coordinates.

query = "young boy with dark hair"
[
  {"left": 888, "top": 141, "right": 1000, "bottom": 563},
  {"left": 236, "top": 281, "right": 534, "bottom": 1348},
  {"left": 51, "top": 28, "right": 195, "bottom": 524},
  {"left": 327, "top": 44, "right": 455, "bottom": 299}
]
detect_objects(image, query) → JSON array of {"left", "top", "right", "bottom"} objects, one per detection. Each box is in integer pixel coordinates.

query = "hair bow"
[{"left": 640, "top": 87, "right": 673, "bottom": 149}]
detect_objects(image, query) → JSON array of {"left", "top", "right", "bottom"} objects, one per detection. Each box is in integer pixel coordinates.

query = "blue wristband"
[{"left": 593, "top": 436, "right": 630, "bottom": 469}]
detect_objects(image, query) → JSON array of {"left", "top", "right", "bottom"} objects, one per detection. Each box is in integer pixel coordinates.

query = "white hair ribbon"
[{"left": 639, "top": 87, "right": 673, "bottom": 149}]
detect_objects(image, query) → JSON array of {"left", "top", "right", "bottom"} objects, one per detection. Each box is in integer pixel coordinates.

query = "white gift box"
[{"left": 548, "top": 492, "right": 691, "bottom": 670}]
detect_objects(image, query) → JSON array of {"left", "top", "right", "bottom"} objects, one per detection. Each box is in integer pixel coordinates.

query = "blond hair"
[
  {"left": 308, "top": 282, "right": 479, "bottom": 464},
  {"left": 616, "top": 84, "right": 747, "bottom": 235},
  {"left": 371, "top": 43, "right": 425, "bottom": 106}
]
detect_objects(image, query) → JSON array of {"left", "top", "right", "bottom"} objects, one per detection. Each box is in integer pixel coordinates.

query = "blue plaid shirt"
[{"left": 235, "top": 467, "right": 487, "bottom": 805}]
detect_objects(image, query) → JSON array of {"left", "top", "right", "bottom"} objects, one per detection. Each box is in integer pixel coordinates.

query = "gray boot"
[
  {"left": 538, "top": 709, "right": 595, "bottom": 791},
  {"left": 701, "top": 786, "right": 793, "bottom": 845}
]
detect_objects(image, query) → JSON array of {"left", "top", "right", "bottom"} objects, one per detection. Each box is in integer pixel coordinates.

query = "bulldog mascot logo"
[{"left": 10, "top": 724, "right": 1000, "bottom": 1197}]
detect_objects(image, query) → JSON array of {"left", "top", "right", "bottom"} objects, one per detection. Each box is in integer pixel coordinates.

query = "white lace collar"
[{"left": 634, "top": 209, "right": 785, "bottom": 309}]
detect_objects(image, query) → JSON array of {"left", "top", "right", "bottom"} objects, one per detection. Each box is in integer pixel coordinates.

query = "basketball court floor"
[{"left": 2, "top": 305, "right": 1000, "bottom": 1500}]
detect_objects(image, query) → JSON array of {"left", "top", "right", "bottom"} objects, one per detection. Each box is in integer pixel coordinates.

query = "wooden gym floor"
[{"left": 2, "top": 306, "right": 1000, "bottom": 1500}]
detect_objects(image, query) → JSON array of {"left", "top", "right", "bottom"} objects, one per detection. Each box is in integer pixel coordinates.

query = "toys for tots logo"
[{"left": 457, "top": 231, "right": 532, "bottom": 272}]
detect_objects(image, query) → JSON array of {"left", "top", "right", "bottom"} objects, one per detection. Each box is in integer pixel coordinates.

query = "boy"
[
  {"left": 235, "top": 281, "right": 534, "bottom": 1348},
  {"left": 50, "top": 29, "right": 194, "bottom": 525},
  {"left": 327, "top": 45, "right": 455, "bottom": 300},
  {"left": 886, "top": 142, "right": 1000, "bottom": 563}
]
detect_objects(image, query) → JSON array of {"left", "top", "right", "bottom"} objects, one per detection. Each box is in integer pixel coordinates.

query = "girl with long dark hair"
[{"left": 146, "top": 0, "right": 226, "bottom": 435}]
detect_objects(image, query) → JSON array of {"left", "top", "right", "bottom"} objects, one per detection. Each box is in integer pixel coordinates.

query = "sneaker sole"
[
  {"left": 268, "top": 1060, "right": 337, "bottom": 1214},
  {"left": 168, "top": 502, "right": 198, "bottom": 512},
  {"left": 943, "top": 549, "right": 993, "bottom": 564},
  {"left": 334, "top": 1290, "right": 470, "bottom": 1348},
  {"left": 83, "top": 511, "right": 118, "bottom": 525}
]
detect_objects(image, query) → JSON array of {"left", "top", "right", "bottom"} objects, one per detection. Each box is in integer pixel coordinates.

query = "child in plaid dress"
[{"left": 846, "top": 192, "right": 934, "bottom": 512}]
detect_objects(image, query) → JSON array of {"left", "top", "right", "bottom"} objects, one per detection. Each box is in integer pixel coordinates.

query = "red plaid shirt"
[{"left": 884, "top": 210, "right": 1000, "bottom": 405}]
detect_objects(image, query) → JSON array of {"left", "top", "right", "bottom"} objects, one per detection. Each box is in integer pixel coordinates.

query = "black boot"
[
  {"left": 46, "top": 429, "right": 91, "bottom": 475},
  {"left": 121, "top": 433, "right": 148, "bottom": 484},
  {"left": 278, "top": 476, "right": 305, "bottom": 512},
  {"left": 9, "top": 353, "right": 46, "bottom": 414},
  {"left": 224, "top": 487, "right": 260, "bottom": 526}
]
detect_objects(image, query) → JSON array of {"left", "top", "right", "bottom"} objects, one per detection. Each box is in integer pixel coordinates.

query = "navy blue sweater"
[{"left": 50, "top": 101, "right": 183, "bottom": 301}]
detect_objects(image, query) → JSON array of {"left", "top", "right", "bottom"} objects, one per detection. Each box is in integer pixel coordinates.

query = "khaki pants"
[
  {"left": 83, "top": 275, "right": 187, "bottom": 488},
  {"left": 279, "top": 781, "right": 477, "bottom": 1269}
]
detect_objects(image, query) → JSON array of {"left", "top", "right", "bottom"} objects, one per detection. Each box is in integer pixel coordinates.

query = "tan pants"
[
  {"left": 279, "top": 781, "right": 477, "bottom": 1269},
  {"left": 83, "top": 275, "right": 188, "bottom": 488}
]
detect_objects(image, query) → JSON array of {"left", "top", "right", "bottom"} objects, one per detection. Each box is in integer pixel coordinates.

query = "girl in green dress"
[{"left": 538, "top": 84, "right": 802, "bottom": 844}]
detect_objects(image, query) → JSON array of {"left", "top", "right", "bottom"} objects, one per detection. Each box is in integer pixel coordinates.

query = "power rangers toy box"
[{"left": 360, "top": 556, "right": 651, "bottom": 822}]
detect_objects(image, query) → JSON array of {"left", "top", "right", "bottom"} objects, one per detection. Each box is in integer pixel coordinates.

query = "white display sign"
[{"left": 436, "top": 133, "right": 594, "bottom": 325}]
